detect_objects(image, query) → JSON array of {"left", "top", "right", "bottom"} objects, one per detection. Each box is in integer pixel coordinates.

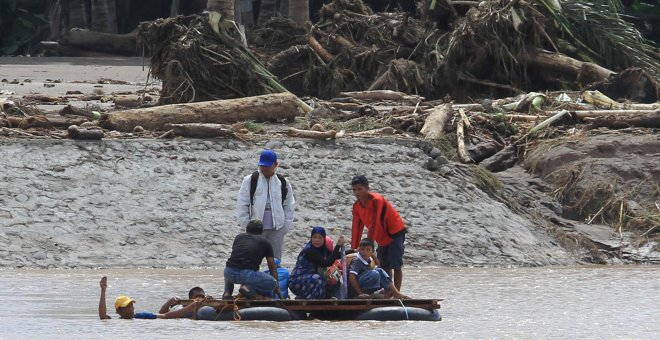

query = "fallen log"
[
  {"left": 99, "top": 93, "right": 305, "bottom": 132},
  {"left": 572, "top": 109, "right": 660, "bottom": 119},
  {"left": 59, "top": 28, "right": 138, "bottom": 55},
  {"left": 113, "top": 95, "right": 153, "bottom": 108},
  {"left": 23, "top": 94, "right": 63, "bottom": 103},
  {"left": 306, "top": 35, "right": 334, "bottom": 63},
  {"left": 458, "top": 109, "right": 472, "bottom": 129},
  {"left": 588, "top": 111, "right": 660, "bottom": 128},
  {"left": 522, "top": 49, "right": 614, "bottom": 86},
  {"left": 474, "top": 112, "right": 543, "bottom": 122},
  {"left": 45, "top": 115, "right": 88, "bottom": 128},
  {"left": 68, "top": 125, "right": 104, "bottom": 140},
  {"left": 351, "top": 127, "right": 396, "bottom": 136},
  {"left": 516, "top": 109, "right": 570, "bottom": 143},
  {"left": 170, "top": 123, "right": 235, "bottom": 138},
  {"left": 59, "top": 105, "right": 100, "bottom": 120},
  {"left": 18, "top": 116, "right": 53, "bottom": 129},
  {"left": 287, "top": 127, "right": 337, "bottom": 139},
  {"left": 339, "top": 90, "right": 423, "bottom": 103},
  {"left": 456, "top": 112, "right": 473, "bottom": 163},
  {"left": 420, "top": 104, "right": 452, "bottom": 140}
]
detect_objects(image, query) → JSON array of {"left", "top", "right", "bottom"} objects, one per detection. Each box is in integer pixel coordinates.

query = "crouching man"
[{"left": 222, "top": 220, "right": 281, "bottom": 300}]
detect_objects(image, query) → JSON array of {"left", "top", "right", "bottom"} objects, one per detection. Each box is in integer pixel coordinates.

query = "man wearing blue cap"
[{"left": 236, "top": 149, "right": 296, "bottom": 259}]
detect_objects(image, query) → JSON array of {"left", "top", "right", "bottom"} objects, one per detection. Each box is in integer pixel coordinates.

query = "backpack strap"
[
  {"left": 249, "top": 171, "right": 259, "bottom": 206},
  {"left": 250, "top": 171, "right": 288, "bottom": 206},
  {"left": 277, "top": 173, "right": 288, "bottom": 203}
]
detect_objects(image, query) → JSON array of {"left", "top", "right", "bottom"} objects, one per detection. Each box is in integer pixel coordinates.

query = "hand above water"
[{"left": 100, "top": 276, "right": 107, "bottom": 291}]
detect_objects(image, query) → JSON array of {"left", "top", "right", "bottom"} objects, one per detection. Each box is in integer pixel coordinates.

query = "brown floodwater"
[{"left": 0, "top": 266, "right": 657, "bottom": 339}]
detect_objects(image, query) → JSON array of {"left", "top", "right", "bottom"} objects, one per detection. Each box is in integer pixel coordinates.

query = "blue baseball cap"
[{"left": 258, "top": 150, "right": 277, "bottom": 167}]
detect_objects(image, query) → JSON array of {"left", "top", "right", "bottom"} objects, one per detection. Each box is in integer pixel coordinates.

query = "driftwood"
[
  {"left": 170, "top": 123, "right": 235, "bottom": 138},
  {"left": 45, "top": 114, "right": 88, "bottom": 128},
  {"left": 306, "top": 35, "right": 334, "bottom": 63},
  {"left": 516, "top": 109, "right": 571, "bottom": 143},
  {"left": 572, "top": 109, "right": 660, "bottom": 119},
  {"left": 287, "top": 127, "right": 337, "bottom": 139},
  {"left": 67, "top": 125, "right": 104, "bottom": 140},
  {"left": 339, "top": 90, "right": 423, "bottom": 103},
  {"left": 59, "top": 29, "right": 138, "bottom": 55},
  {"left": 420, "top": 104, "right": 452, "bottom": 140},
  {"left": 522, "top": 49, "right": 614, "bottom": 86},
  {"left": 23, "top": 95, "right": 63, "bottom": 103},
  {"left": 456, "top": 111, "right": 472, "bottom": 163},
  {"left": 474, "top": 112, "right": 543, "bottom": 122},
  {"left": 18, "top": 116, "right": 53, "bottom": 129},
  {"left": 99, "top": 93, "right": 305, "bottom": 132},
  {"left": 351, "top": 127, "right": 396, "bottom": 136},
  {"left": 113, "top": 95, "right": 152, "bottom": 108},
  {"left": 587, "top": 111, "right": 660, "bottom": 128},
  {"left": 59, "top": 105, "right": 99, "bottom": 120}
]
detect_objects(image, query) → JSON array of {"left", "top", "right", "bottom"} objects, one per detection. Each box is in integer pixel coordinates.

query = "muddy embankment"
[{"left": 1, "top": 137, "right": 583, "bottom": 269}]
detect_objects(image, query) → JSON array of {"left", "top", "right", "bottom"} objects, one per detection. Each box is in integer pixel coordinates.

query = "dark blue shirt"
[{"left": 349, "top": 253, "right": 372, "bottom": 278}]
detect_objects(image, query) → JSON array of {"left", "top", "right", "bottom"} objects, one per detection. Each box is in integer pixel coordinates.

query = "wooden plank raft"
[{"left": 180, "top": 298, "right": 441, "bottom": 311}]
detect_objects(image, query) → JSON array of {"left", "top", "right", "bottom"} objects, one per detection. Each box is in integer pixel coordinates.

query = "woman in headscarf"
[{"left": 289, "top": 227, "right": 344, "bottom": 299}]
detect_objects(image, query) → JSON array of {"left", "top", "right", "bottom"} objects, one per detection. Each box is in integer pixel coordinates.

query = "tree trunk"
[
  {"left": 207, "top": 0, "right": 235, "bottom": 20},
  {"left": 289, "top": 0, "right": 309, "bottom": 25},
  {"left": 420, "top": 104, "right": 452, "bottom": 140},
  {"left": 91, "top": 0, "right": 118, "bottom": 33},
  {"left": 68, "top": 0, "right": 89, "bottom": 29},
  {"left": 99, "top": 93, "right": 304, "bottom": 132},
  {"left": 588, "top": 111, "right": 660, "bottom": 129},
  {"left": 48, "top": 0, "right": 64, "bottom": 40},
  {"left": 259, "top": 0, "right": 278, "bottom": 24},
  {"left": 60, "top": 29, "right": 137, "bottom": 55}
]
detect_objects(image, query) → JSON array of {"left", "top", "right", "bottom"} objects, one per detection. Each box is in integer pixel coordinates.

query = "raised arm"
[
  {"left": 98, "top": 276, "right": 110, "bottom": 319},
  {"left": 158, "top": 296, "right": 180, "bottom": 314},
  {"left": 158, "top": 298, "right": 203, "bottom": 319}
]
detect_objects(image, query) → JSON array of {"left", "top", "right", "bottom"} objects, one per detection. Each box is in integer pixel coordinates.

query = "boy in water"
[
  {"left": 348, "top": 238, "right": 408, "bottom": 299},
  {"left": 158, "top": 286, "right": 208, "bottom": 315},
  {"left": 98, "top": 276, "right": 203, "bottom": 319}
]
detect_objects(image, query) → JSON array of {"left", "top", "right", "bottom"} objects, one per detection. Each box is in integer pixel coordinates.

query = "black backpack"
[{"left": 249, "top": 171, "right": 288, "bottom": 206}]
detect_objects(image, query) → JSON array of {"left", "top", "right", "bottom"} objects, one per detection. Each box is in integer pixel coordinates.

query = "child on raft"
[
  {"left": 348, "top": 238, "right": 409, "bottom": 299},
  {"left": 98, "top": 276, "right": 205, "bottom": 320}
]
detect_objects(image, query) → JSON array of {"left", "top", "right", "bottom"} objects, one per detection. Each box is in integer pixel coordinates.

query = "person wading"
[{"left": 236, "top": 150, "right": 296, "bottom": 259}]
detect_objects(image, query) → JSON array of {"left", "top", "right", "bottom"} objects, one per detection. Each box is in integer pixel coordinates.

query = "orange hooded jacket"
[{"left": 351, "top": 192, "right": 406, "bottom": 249}]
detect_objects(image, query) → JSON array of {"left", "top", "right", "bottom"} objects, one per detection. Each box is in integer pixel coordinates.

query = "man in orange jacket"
[{"left": 350, "top": 175, "right": 407, "bottom": 290}]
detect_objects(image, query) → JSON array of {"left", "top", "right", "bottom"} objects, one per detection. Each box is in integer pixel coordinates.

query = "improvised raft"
[{"left": 181, "top": 298, "right": 442, "bottom": 322}]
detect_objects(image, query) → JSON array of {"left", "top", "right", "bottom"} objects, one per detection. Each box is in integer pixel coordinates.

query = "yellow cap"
[{"left": 114, "top": 295, "right": 135, "bottom": 309}]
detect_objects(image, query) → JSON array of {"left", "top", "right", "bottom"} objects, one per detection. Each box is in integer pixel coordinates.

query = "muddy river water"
[{"left": 0, "top": 266, "right": 657, "bottom": 339}]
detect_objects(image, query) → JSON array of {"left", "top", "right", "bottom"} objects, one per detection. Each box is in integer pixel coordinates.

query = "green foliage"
[
  {"left": 491, "top": 113, "right": 519, "bottom": 137},
  {"left": 538, "top": 0, "right": 660, "bottom": 77}
]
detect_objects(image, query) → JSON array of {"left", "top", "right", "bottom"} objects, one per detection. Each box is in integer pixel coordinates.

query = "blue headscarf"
[
  {"left": 311, "top": 226, "right": 326, "bottom": 238},
  {"left": 304, "top": 226, "right": 328, "bottom": 257}
]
